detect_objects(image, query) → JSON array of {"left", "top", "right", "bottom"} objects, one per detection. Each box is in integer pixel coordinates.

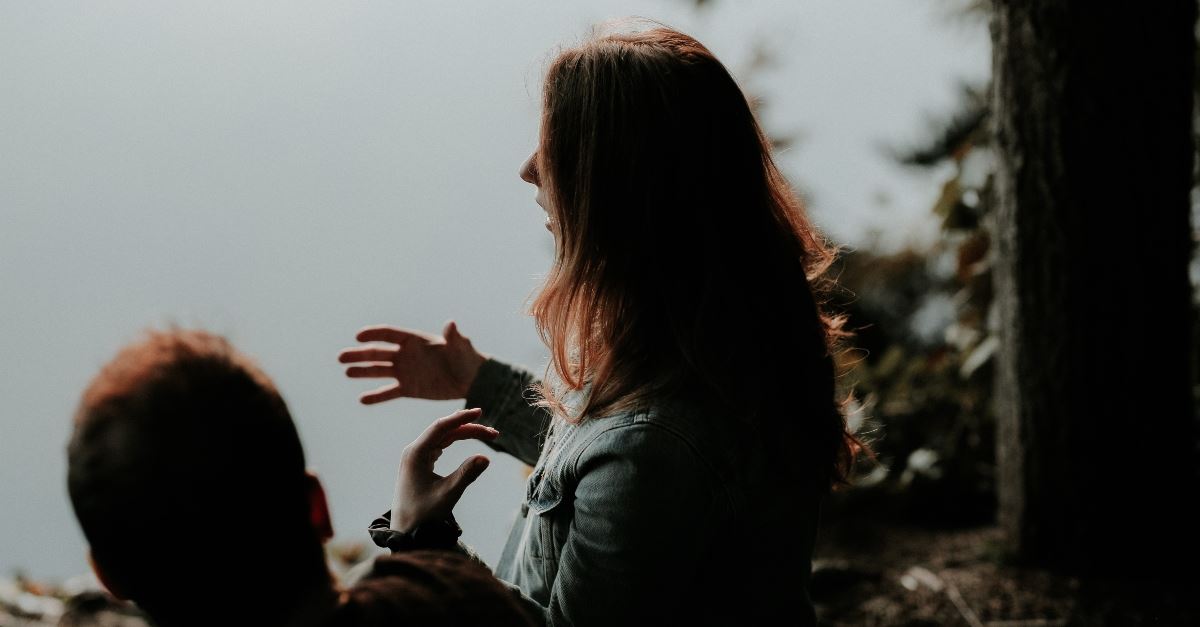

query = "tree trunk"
[{"left": 991, "top": 1, "right": 1198, "bottom": 574}]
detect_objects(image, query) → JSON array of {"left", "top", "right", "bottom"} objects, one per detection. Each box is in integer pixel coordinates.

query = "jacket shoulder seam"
[{"left": 567, "top": 413, "right": 736, "bottom": 512}]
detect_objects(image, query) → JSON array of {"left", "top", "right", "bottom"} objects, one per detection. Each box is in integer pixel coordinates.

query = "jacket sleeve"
[
  {"left": 367, "top": 510, "right": 494, "bottom": 568},
  {"left": 538, "top": 422, "right": 727, "bottom": 626},
  {"left": 465, "top": 357, "right": 552, "bottom": 467}
]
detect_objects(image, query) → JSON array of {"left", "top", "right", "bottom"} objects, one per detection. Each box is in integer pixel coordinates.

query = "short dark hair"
[
  {"left": 67, "top": 329, "right": 321, "bottom": 610},
  {"left": 328, "top": 552, "right": 534, "bottom": 627}
]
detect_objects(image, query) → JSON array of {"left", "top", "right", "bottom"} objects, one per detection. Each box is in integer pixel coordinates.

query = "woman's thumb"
[
  {"left": 443, "top": 320, "right": 465, "bottom": 343},
  {"left": 444, "top": 455, "right": 490, "bottom": 503}
]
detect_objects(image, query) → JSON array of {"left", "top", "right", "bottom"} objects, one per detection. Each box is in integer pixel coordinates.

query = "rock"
[{"left": 899, "top": 566, "right": 944, "bottom": 593}]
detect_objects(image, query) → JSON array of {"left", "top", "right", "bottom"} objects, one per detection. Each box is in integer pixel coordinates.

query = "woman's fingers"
[
  {"left": 338, "top": 347, "right": 398, "bottom": 364},
  {"left": 356, "top": 325, "right": 423, "bottom": 345},
  {"left": 411, "top": 408, "right": 484, "bottom": 452},
  {"left": 360, "top": 383, "right": 405, "bottom": 405},
  {"left": 345, "top": 365, "right": 395, "bottom": 379},
  {"left": 437, "top": 423, "right": 500, "bottom": 448}
]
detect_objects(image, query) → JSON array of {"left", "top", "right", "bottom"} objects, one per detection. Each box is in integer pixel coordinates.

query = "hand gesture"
[
  {"left": 390, "top": 408, "right": 497, "bottom": 532},
  {"left": 338, "top": 321, "right": 487, "bottom": 404}
]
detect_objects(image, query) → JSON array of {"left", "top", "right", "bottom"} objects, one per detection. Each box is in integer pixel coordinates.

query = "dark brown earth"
[
  {"left": 813, "top": 513, "right": 1200, "bottom": 626},
  {"left": 8, "top": 506, "right": 1197, "bottom": 626}
]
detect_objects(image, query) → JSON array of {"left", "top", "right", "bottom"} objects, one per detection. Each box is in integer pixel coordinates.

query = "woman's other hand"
[
  {"left": 391, "top": 408, "right": 497, "bottom": 532},
  {"left": 338, "top": 321, "right": 487, "bottom": 404}
]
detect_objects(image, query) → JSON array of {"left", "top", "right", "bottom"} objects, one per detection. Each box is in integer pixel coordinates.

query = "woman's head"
[{"left": 526, "top": 23, "right": 860, "bottom": 488}]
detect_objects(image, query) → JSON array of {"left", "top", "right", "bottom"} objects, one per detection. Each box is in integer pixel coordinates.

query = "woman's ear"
[
  {"left": 305, "top": 470, "right": 334, "bottom": 543},
  {"left": 88, "top": 549, "right": 130, "bottom": 600}
]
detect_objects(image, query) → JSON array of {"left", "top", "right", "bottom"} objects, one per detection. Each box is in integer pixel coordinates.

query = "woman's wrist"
[
  {"left": 465, "top": 348, "right": 489, "bottom": 393},
  {"left": 454, "top": 351, "right": 488, "bottom": 398},
  {"left": 389, "top": 506, "right": 417, "bottom": 534},
  {"left": 370, "top": 511, "right": 462, "bottom": 552},
  {"left": 390, "top": 463, "right": 423, "bottom": 533}
]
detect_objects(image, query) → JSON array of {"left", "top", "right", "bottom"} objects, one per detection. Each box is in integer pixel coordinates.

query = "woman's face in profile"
[{"left": 519, "top": 151, "right": 553, "bottom": 232}]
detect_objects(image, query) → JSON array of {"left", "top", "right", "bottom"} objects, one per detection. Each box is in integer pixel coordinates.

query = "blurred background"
[
  {"left": 7, "top": 1, "right": 1194, "bottom": 625},
  {"left": 0, "top": 0, "right": 987, "bottom": 579}
]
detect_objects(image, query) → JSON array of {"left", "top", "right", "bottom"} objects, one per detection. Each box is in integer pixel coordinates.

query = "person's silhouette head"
[{"left": 67, "top": 329, "right": 334, "bottom": 625}]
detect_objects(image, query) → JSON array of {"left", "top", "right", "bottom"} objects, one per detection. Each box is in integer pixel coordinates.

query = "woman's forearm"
[{"left": 465, "top": 358, "right": 552, "bottom": 467}]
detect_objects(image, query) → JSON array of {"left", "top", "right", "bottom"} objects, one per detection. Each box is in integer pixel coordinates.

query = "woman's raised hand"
[
  {"left": 338, "top": 321, "right": 487, "bottom": 404},
  {"left": 390, "top": 408, "right": 497, "bottom": 532}
]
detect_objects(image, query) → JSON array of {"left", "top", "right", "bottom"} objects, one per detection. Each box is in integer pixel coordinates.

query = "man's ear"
[
  {"left": 87, "top": 549, "right": 130, "bottom": 600},
  {"left": 305, "top": 471, "right": 334, "bottom": 543}
]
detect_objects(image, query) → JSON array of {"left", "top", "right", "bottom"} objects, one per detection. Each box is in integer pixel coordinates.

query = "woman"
[{"left": 339, "top": 25, "right": 860, "bottom": 626}]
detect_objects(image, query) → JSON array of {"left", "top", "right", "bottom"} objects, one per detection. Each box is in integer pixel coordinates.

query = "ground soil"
[{"left": 813, "top": 509, "right": 1200, "bottom": 626}]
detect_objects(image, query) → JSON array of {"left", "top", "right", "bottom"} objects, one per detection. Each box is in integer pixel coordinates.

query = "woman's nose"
[{"left": 519, "top": 152, "right": 539, "bottom": 185}]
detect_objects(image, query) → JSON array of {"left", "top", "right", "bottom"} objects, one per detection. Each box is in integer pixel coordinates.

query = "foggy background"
[{"left": 0, "top": 0, "right": 987, "bottom": 579}]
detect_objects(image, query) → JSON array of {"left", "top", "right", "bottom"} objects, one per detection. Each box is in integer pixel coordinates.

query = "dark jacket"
[{"left": 376, "top": 358, "right": 820, "bottom": 626}]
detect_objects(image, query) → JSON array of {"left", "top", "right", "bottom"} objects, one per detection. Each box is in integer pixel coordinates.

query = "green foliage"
[
  {"left": 834, "top": 87, "right": 997, "bottom": 526},
  {"left": 837, "top": 8, "right": 1200, "bottom": 524}
]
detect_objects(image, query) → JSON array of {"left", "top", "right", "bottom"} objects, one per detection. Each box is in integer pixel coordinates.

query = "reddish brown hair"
[
  {"left": 530, "top": 25, "right": 861, "bottom": 487},
  {"left": 67, "top": 330, "right": 324, "bottom": 621},
  {"left": 328, "top": 552, "right": 534, "bottom": 627}
]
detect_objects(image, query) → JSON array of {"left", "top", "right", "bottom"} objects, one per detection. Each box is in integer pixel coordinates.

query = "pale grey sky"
[{"left": 0, "top": 1, "right": 988, "bottom": 579}]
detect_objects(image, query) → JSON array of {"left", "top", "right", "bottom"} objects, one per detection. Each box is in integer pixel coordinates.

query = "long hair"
[{"left": 530, "top": 24, "right": 861, "bottom": 488}]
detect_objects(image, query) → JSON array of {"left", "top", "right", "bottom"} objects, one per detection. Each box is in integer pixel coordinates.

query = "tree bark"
[{"left": 991, "top": 1, "right": 1198, "bottom": 574}]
